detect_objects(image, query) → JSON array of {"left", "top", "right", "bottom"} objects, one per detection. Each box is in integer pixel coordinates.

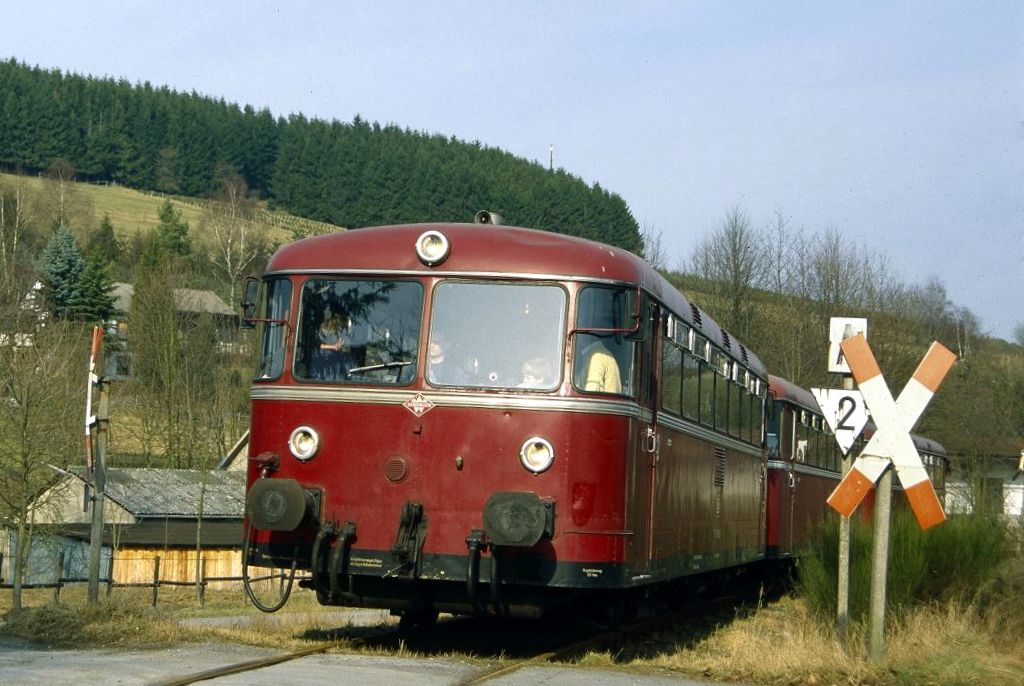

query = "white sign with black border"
[
  {"left": 828, "top": 317, "right": 868, "bottom": 374},
  {"left": 811, "top": 387, "right": 870, "bottom": 455}
]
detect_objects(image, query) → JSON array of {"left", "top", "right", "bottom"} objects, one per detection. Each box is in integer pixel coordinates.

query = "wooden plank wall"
[{"left": 112, "top": 548, "right": 242, "bottom": 590}]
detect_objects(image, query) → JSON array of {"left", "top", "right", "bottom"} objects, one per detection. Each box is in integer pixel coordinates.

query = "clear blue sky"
[{"left": 5, "top": 1, "right": 1021, "bottom": 340}]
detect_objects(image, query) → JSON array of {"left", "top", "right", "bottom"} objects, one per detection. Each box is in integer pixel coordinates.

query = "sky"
[{"left": 4, "top": 1, "right": 1021, "bottom": 340}]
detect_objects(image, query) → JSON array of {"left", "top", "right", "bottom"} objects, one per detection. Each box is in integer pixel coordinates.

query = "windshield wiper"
[{"left": 347, "top": 361, "right": 414, "bottom": 374}]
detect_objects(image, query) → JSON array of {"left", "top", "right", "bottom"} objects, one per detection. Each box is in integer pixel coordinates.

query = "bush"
[{"left": 797, "top": 511, "right": 1010, "bottom": 623}]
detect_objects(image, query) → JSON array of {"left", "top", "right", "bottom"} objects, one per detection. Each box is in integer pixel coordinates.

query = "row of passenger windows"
[
  {"left": 795, "top": 409, "right": 842, "bottom": 472},
  {"left": 920, "top": 453, "right": 946, "bottom": 488},
  {"left": 775, "top": 406, "right": 948, "bottom": 487},
  {"left": 659, "top": 316, "right": 765, "bottom": 445}
]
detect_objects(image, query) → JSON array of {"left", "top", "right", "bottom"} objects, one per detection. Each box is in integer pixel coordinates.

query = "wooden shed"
[{"left": 15, "top": 467, "right": 246, "bottom": 588}]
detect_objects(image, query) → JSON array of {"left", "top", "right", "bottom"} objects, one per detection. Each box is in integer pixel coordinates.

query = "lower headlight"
[
  {"left": 288, "top": 426, "right": 320, "bottom": 461},
  {"left": 519, "top": 436, "right": 554, "bottom": 474}
]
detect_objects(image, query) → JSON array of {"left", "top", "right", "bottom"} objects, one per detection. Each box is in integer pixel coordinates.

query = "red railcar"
[
  {"left": 242, "top": 221, "right": 770, "bottom": 623},
  {"left": 765, "top": 375, "right": 843, "bottom": 558}
]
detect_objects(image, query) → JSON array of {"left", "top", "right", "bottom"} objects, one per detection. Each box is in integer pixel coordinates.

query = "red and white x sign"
[{"left": 826, "top": 334, "right": 956, "bottom": 529}]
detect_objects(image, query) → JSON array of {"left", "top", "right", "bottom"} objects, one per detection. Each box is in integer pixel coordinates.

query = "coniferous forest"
[{"left": 0, "top": 59, "right": 641, "bottom": 252}]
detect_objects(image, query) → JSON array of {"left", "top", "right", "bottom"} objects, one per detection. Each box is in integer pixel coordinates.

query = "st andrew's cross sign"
[{"left": 826, "top": 334, "right": 956, "bottom": 530}]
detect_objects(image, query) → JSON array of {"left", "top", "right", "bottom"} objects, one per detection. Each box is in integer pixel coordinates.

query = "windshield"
[
  {"left": 428, "top": 282, "right": 566, "bottom": 390},
  {"left": 295, "top": 279, "right": 423, "bottom": 385},
  {"left": 256, "top": 277, "right": 291, "bottom": 380}
]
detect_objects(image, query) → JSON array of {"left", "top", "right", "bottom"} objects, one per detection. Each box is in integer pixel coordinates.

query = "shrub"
[{"left": 797, "top": 510, "right": 1010, "bottom": 623}]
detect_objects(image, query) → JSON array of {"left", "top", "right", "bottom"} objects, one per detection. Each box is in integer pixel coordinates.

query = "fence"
[{"left": 0, "top": 551, "right": 298, "bottom": 607}]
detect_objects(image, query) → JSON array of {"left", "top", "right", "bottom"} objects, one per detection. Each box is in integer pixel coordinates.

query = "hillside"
[
  {"left": 0, "top": 59, "right": 642, "bottom": 253},
  {"left": 0, "top": 172, "right": 339, "bottom": 246}
]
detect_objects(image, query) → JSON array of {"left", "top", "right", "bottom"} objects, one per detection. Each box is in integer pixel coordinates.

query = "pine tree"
[
  {"left": 86, "top": 213, "right": 120, "bottom": 264},
  {"left": 39, "top": 225, "right": 85, "bottom": 319},
  {"left": 73, "top": 254, "right": 116, "bottom": 323},
  {"left": 141, "top": 199, "right": 192, "bottom": 270}
]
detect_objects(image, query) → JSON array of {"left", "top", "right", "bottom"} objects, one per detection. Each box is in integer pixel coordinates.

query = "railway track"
[
  {"left": 147, "top": 623, "right": 399, "bottom": 686},
  {"left": 147, "top": 575, "right": 777, "bottom": 686}
]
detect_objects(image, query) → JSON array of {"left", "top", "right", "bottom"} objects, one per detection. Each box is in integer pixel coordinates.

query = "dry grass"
[
  {"left": 576, "top": 595, "right": 1024, "bottom": 686},
  {"left": 0, "top": 586, "right": 391, "bottom": 650}
]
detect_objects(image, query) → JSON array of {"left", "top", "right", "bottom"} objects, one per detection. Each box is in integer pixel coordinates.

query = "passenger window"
[
  {"left": 698, "top": 360, "right": 715, "bottom": 426},
  {"left": 682, "top": 352, "right": 700, "bottom": 420},
  {"left": 572, "top": 286, "right": 635, "bottom": 395},
  {"left": 661, "top": 341, "right": 682, "bottom": 415}
]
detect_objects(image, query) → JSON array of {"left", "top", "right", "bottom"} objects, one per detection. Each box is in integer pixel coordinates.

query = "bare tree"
[
  {"left": 0, "top": 319, "right": 86, "bottom": 612},
  {"left": 41, "top": 160, "right": 93, "bottom": 235},
  {"left": 763, "top": 210, "right": 793, "bottom": 296},
  {"left": 859, "top": 251, "right": 904, "bottom": 316},
  {"left": 128, "top": 262, "right": 248, "bottom": 468},
  {"left": 689, "top": 207, "right": 766, "bottom": 338},
  {"left": 640, "top": 222, "right": 669, "bottom": 271},
  {"left": 128, "top": 263, "right": 187, "bottom": 466},
  {"left": 201, "top": 174, "right": 264, "bottom": 305},
  {"left": 0, "top": 175, "right": 37, "bottom": 306},
  {"left": 809, "top": 228, "right": 863, "bottom": 315}
]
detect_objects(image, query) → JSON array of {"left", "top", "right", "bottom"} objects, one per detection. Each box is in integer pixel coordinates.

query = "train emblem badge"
[{"left": 404, "top": 393, "right": 436, "bottom": 417}]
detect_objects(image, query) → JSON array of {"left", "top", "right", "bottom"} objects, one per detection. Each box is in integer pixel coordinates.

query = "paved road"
[{"left": 0, "top": 637, "right": 734, "bottom": 686}]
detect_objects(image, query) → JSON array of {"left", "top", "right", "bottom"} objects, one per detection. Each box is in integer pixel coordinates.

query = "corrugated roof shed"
[
  {"left": 110, "top": 283, "right": 235, "bottom": 317},
  {"left": 69, "top": 467, "right": 244, "bottom": 519}
]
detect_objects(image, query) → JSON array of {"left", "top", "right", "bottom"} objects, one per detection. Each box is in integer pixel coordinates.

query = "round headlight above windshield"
[
  {"left": 288, "top": 426, "right": 320, "bottom": 461},
  {"left": 519, "top": 436, "right": 555, "bottom": 474},
  {"left": 415, "top": 230, "right": 450, "bottom": 266}
]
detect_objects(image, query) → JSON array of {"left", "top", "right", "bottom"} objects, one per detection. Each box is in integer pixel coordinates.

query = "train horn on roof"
[{"left": 474, "top": 210, "right": 503, "bottom": 225}]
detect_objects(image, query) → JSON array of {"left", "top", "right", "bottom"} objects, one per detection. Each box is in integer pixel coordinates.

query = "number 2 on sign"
[{"left": 836, "top": 396, "right": 857, "bottom": 432}]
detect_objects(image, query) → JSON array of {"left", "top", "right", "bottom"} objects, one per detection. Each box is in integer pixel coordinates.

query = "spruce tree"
[
  {"left": 86, "top": 214, "right": 120, "bottom": 264},
  {"left": 39, "top": 225, "right": 84, "bottom": 319},
  {"left": 142, "top": 199, "right": 192, "bottom": 269},
  {"left": 73, "top": 254, "right": 116, "bottom": 323}
]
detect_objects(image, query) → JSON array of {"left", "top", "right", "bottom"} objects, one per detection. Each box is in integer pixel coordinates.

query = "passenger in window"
[
  {"left": 581, "top": 338, "right": 622, "bottom": 394},
  {"left": 312, "top": 313, "right": 355, "bottom": 380},
  {"left": 517, "top": 357, "right": 553, "bottom": 389},
  {"left": 427, "top": 334, "right": 467, "bottom": 384}
]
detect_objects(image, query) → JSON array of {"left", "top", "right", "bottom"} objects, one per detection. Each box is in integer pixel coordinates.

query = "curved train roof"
[
  {"left": 768, "top": 375, "right": 820, "bottom": 413},
  {"left": 268, "top": 223, "right": 766, "bottom": 378}
]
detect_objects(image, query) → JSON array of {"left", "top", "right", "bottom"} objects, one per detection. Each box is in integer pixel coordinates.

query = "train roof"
[
  {"left": 768, "top": 375, "right": 821, "bottom": 413},
  {"left": 862, "top": 422, "right": 949, "bottom": 459},
  {"left": 267, "top": 223, "right": 767, "bottom": 377}
]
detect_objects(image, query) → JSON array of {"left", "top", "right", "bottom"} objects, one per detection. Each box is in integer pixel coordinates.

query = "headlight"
[
  {"left": 519, "top": 436, "right": 554, "bottom": 474},
  {"left": 288, "top": 426, "right": 320, "bottom": 461},
  {"left": 415, "top": 230, "right": 450, "bottom": 266}
]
